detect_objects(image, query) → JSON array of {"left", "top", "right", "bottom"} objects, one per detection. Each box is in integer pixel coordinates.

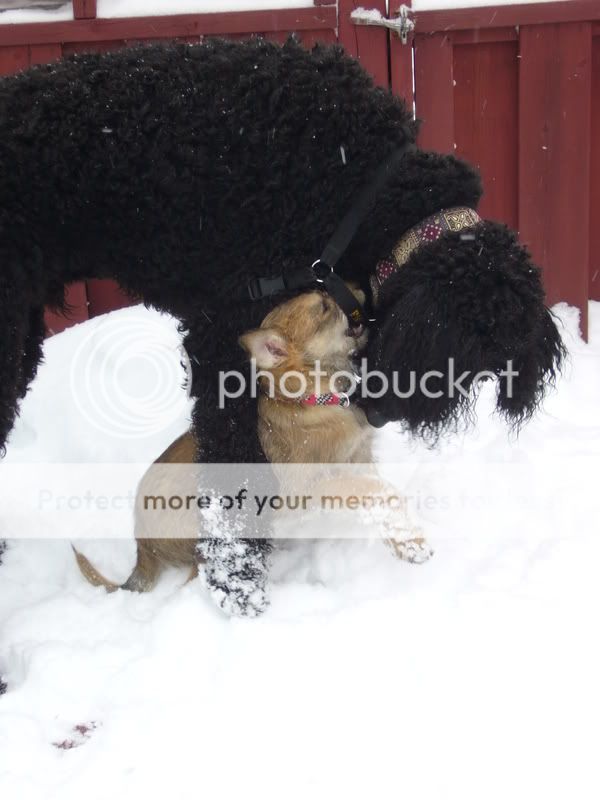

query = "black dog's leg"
[
  {"left": 198, "top": 523, "right": 272, "bottom": 618},
  {"left": 0, "top": 302, "right": 45, "bottom": 596},
  {"left": 0, "top": 536, "right": 4, "bottom": 691},
  {"left": 0, "top": 294, "right": 37, "bottom": 692},
  {"left": 183, "top": 325, "right": 273, "bottom": 617},
  {"left": 193, "top": 397, "right": 271, "bottom": 616},
  {"left": 17, "top": 306, "right": 46, "bottom": 401},
  {"left": 0, "top": 297, "right": 31, "bottom": 457},
  {"left": 0, "top": 535, "right": 5, "bottom": 693},
  {"left": 193, "top": 384, "right": 273, "bottom": 618}
]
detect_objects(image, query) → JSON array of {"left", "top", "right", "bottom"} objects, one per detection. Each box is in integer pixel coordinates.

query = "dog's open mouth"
[
  {"left": 346, "top": 323, "right": 365, "bottom": 339},
  {"left": 346, "top": 322, "right": 367, "bottom": 358}
]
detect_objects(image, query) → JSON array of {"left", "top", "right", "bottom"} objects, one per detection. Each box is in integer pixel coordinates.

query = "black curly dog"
[{"left": 0, "top": 38, "right": 563, "bottom": 616}]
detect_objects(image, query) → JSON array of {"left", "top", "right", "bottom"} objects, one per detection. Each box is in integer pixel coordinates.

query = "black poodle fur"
[
  {"left": 365, "top": 222, "right": 565, "bottom": 435},
  {"left": 0, "top": 37, "right": 563, "bottom": 616}
]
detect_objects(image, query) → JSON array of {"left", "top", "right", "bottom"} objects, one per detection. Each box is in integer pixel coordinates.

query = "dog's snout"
[{"left": 365, "top": 405, "right": 388, "bottom": 429}]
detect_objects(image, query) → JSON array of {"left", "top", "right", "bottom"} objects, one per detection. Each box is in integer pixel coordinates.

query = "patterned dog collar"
[
  {"left": 370, "top": 206, "right": 481, "bottom": 304},
  {"left": 302, "top": 392, "right": 350, "bottom": 408}
]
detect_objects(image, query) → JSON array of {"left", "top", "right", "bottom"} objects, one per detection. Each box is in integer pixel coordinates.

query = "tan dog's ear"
[{"left": 239, "top": 328, "right": 288, "bottom": 369}]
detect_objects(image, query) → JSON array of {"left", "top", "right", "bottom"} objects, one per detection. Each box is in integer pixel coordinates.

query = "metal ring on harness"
[{"left": 311, "top": 259, "right": 333, "bottom": 283}]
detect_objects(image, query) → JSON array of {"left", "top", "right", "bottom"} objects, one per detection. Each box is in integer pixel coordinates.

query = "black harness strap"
[
  {"left": 246, "top": 143, "right": 415, "bottom": 327},
  {"left": 319, "top": 146, "right": 414, "bottom": 271}
]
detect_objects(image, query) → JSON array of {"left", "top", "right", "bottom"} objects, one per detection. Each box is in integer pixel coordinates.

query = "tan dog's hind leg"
[{"left": 120, "top": 541, "right": 164, "bottom": 592}]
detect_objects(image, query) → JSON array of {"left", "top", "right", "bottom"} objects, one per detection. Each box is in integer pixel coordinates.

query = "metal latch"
[{"left": 351, "top": 5, "right": 415, "bottom": 45}]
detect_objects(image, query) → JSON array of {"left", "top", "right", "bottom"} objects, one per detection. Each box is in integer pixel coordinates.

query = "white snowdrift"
[
  {"left": 0, "top": 0, "right": 567, "bottom": 26},
  {"left": 412, "top": 0, "right": 563, "bottom": 9},
  {"left": 0, "top": 301, "right": 599, "bottom": 799},
  {"left": 0, "top": 0, "right": 313, "bottom": 25}
]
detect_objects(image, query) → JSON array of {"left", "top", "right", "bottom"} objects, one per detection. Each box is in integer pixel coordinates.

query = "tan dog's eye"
[{"left": 321, "top": 296, "right": 331, "bottom": 314}]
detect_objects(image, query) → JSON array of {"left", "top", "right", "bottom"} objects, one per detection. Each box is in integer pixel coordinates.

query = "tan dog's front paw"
[{"left": 386, "top": 536, "right": 434, "bottom": 564}]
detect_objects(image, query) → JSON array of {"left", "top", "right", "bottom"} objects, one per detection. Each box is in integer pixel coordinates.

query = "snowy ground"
[{"left": 0, "top": 301, "right": 599, "bottom": 798}]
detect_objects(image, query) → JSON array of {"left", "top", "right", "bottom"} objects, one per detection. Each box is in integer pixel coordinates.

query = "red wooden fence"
[
  {"left": 404, "top": 0, "right": 600, "bottom": 337},
  {"left": 0, "top": 0, "right": 597, "bottom": 336}
]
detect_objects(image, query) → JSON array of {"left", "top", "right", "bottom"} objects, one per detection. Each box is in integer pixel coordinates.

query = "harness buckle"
[{"left": 248, "top": 275, "right": 286, "bottom": 301}]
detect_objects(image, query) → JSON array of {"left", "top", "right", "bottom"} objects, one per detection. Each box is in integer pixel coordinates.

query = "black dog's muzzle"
[{"left": 364, "top": 406, "right": 388, "bottom": 429}]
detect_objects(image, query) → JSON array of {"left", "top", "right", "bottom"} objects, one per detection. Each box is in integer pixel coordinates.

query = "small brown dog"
[
  {"left": 75, "top": 290, "right": 431, "bottom": 592},
  {"left": 73, "top": 432, "right": 200, "bottom": 592}
]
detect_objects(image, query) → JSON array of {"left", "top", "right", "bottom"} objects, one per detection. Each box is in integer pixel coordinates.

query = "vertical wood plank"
[
  {"left": 390, "top": 37, "right": 413, "bottom": 107},
  {"left": 0, "top": 45, "right": 29, "bottom": 75},
  {"left": 518, "top": 23, "right": 591, "bottom": 335},
  {"left": 44, "top": 284, "right": 90, "bottom": 336},
  {"left": 73, "top": 0, "right": 97, "bottom": 20},
  {"left": 454, "top": 40, "right": 519, "bottom": 228},
  {"left": 414, "top": 33, "right": 454, "bottom": 152},
  {"left": 590, "top": 34, "right": 600, "bottom": 301},
  {"left": 338, "top": 0, "right": 390, "bottom": 88},
  {"left": 28, "top": 43, "right": 62, "bottom": 66},
  {"left": 86, "top": 280, "right": 135, "bottom": 318},
  {"left": 389, "top": 0, "right": 414, "bottom": 106}
]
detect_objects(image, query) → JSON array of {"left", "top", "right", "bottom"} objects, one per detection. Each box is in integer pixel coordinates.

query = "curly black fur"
[
  {"left": 365, "top": 222, "right": 565, "bottom": 437},
  {"left": 0, "top": 38, "right": 563, "bottom": 614}
]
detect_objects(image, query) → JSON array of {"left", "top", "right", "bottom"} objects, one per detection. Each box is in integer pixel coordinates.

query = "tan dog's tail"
[{"left": 72, "top": 545, "right": 122, "bottom": 592}]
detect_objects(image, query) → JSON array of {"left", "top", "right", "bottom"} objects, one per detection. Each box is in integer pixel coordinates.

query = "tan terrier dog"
[{"left": 74, "top": 290, "right": 432, "bottom": 592}]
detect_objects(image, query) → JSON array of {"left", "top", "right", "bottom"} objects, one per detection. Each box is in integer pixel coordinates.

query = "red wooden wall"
[
  {"left": 591, "top": 30, "right": 600, "bottom": 303},
  {"left": 0, "top": 0, "right": 598, "bottom": 335},
  {"left": 405, "top": 0, "right": 600, "bottom": 337}
]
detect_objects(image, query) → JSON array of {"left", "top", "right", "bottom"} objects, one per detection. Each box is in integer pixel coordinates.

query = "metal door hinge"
[{"left": 351, "top": 5, "right": 415, "bottom": 45}]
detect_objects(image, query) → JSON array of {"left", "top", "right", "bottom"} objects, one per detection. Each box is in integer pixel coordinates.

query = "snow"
[
  {"left": 97, "top": 0, "right": 314, "bottom": 18},
  {"left": 0, "top": 0, "right": 312, "bottom": 25},
  {"left": 412, "top": 0, "right": 562, "bottom": 8},
  {"left": 351, "top": 6, "right": 386, "bottom": 23},
  {"left": 0, "top": 0, "right": 568, "bottom": 26},
  {"left": 1, "top": 301, "right": 599, "bottom": 797},
  {"left": 0, "top": 2, "right": 72, "bottom": 23}
]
